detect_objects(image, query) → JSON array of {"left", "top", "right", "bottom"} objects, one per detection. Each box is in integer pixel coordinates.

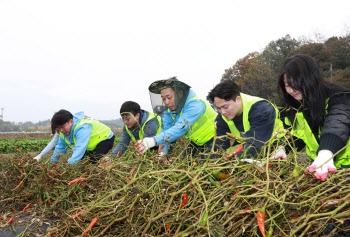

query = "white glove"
[
  {"left": 270, "top": 146, "right": 287, "bottom": 160},
  {"left": 33, "top": 154, "right": 42, "bottom": 161},
  {"left": 307, "top": 150, "right": 337, "bottom": 181},
  {"left": 158, "top": 151, "right": 166, "bottom": 159},
  {"left": 240, "top": 158, "right": 265, "bottom": 167},
  {"left": 135, "top": 137, "right": 156, "bottom": 154},
  {"left": 240, "top": 146, "right": 287, "bottom": 167}
]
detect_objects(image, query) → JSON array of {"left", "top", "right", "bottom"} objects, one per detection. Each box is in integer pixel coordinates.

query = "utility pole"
[{"left": 0, "top": 108, "right": 3, "bottom": 121}]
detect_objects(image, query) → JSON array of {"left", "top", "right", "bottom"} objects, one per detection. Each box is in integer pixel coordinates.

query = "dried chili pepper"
[
  {"left": 68, "top": 178, "right": 87, "bottom": 186},
  {"left": 158, "top": 144, "right": 164, "bottom": 153},
  {"left": 116, "top": 151, "right": 120, "bottom": 158},
  {"left": 82, "top": 217, "right": 98, "bottom": 236},
  {"left": 257, "top": 208, "right": 266, "bottom": 237},
  {"left": 6, "top": 218, "right": 14, "bottom": 224},
  {"left": 22, "top": 203, "right": 31, "bottom": 213},
  {"left": 166, "top": 224, "right": 170, "bottom": 232},
  {"left": 226, "top": 144, "right": 243, "bottom": 159},
  {"left": 179, "top": 194, "right": 188, "bottom": 208},
  {"left": 72, "top": 211, "right": 83, "bottom": 219},
  {"left": 13, "top": 180, "right": 23, "bottom": 191},
  {"left": 82, "top": 159, "right": 89, "bottom": 165},
  {"left": 201, "top": 211, "right": 209, "bottom": 227}
]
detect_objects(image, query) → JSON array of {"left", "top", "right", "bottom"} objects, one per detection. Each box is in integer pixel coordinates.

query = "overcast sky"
[{"left": 1, "top": 0, "right": 349, "bottom": 123}]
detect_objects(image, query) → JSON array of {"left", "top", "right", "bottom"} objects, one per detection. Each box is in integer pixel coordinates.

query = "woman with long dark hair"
[{"left": 278, "top": 54, "right": 350, "bottom": 181}]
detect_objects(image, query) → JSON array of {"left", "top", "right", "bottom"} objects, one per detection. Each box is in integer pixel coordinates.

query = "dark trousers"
[{"left": 83, "top": 135, "right": 115, "bottom": 164}]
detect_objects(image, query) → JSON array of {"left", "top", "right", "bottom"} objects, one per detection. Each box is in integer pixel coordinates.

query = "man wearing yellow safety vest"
[
  {"left": 110, "top": 101, "right": 161, "bottom": 155},
  {"left": 50, "top": 109, "right": 115, "bottom": 164},
  {"left": 207, "top": 80, "right": 286, "bottom": 158},
  {"left": 135, "top": 77, "right": 217, "bottom": 158}
]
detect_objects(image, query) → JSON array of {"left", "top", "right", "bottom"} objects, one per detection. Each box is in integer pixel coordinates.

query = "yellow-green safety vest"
[
  {"left": 285, "top": 106, "right": 350, "bottom": 168},
  {"left": 170, "top": 95, "right": 217, "bottom": 146},
  {"left": 222, "top": 93, "right": 284, "bottom": 141},
  {"left": 125, "top": 111, "right": 162, "bottom": 143},
  {"left": 59, "top": 117, "right": 112, "bottom": 151}
]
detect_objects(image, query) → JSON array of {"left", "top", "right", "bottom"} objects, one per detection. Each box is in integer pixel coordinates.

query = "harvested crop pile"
[{"left": 0, "top": 137, "right": 349, "bottom": 236}]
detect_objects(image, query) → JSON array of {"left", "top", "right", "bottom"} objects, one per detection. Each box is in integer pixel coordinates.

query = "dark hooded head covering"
[{"left": 148, "top": 77, "right": 191, "bottom": 114}]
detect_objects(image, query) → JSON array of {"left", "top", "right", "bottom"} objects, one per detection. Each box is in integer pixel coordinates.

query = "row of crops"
[
  {"left": 0, "top": 136, "right": 122, "bottom": 154},
  {"left": 0, "top": 138, "right": 52, "bottom": 154}
]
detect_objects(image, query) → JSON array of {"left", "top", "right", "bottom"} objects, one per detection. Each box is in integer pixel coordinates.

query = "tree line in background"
[
  {"left": 221, "top": 34, "right": 350, "bottom": 104},
  {"left": 0, "top": 119, "right": 124, "bottom": 133}
]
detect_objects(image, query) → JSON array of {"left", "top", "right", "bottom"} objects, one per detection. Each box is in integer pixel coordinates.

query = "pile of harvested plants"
[{"left": 1, "top": 134, "right": 350, "bottom": 236}]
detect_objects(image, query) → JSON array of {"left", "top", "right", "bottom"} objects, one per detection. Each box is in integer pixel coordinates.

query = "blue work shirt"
[
  {"left": 154, "top": 89, "right": 206, "bottom": 154},
  {"left": 50, "top": 111, "right": 114, "bottom": 164}
]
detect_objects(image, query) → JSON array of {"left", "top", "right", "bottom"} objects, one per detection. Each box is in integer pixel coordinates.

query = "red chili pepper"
[
  {"left": 19, "top": 169, "right": 24, "bottom": 174},
  {"left": 166, "top": 224, "right": 170, "bottom": 232},
  {"left": 16, "top": 149, "right": 21, "bottom": 153},
  {"left": 52, "top": 164, "right": 58, "bottom": 167},
  {"left": 257, "top": 208, "right": 266, "bottom": 237},
  {"left": 82, "top": 218, "right": 98, "bottom": 236},
  {"left": 22, "top": 203, "right": 31, "bottom": 213},
  {"left": 226, "top": 145, "right": 243, "bottom": 159},
  {"left": 304, "top": 171, "right": 310, "bottom": 175},
  {"left": 117, "top": 151, "right": 120, "bottom": 158},
  {"left": 179, "top": 194, "right": 188, "bottom": 208},
  {"left": 232, "top": 191, "right": 237, "bottom": 196},
  {"left": 72, "top": 211, "right": 83, "bottom": 219},
  {"left": 7, "top": 218, "right": 14, "bottom": 224},
  {"left": 126, "top": 175, "right": 131, "bottom": 183},
  {"left": 25, "top": 157, "right": 28, "bottom": 161},
  {"left": 15, "top": 159, "right": 20, "bottom": 162},
  {"left": 54, "top": 199, "right": 59, "bottom": 205},
  {"left": 47, "top": 199, "right": 52, "bottom": 204},
  {"left": 130, "top": 168, "right": 135, "bottom": 175},
  {"left": 13, "top": 180, "right": 23, "bottom": 191},
  {"left": 39, "top": 198, "right": 43, "bottom": 204},
  {"left": 68, "top": 178, "right": 87, "bottom": 186},
  {"left": 158, "top": 144, "right": 164, "bottom": 153}
]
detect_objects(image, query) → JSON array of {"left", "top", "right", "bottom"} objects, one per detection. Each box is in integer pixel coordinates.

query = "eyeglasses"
[
  {"left": 55, "top": 122, "right": 70, "bottom": 132},
  {"left": 121, "top": 115, "right": 131, "bottom": 122}
]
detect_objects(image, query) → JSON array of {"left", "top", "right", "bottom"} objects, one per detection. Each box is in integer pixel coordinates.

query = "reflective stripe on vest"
[
  {"left": 59, "top": 117, "right": 111, "bottom": 151},
  {"left": 125, "top": 111, "right": 162, "bottom": 143},
  {"left": 221, "top": 93, "right": 284, "bottom": 141},
  {"left": 169, "top": 96, "right": 217, "bottom": 146},
  {"left": 285, "top": 103, "right": 350, "bottom": 167}
]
